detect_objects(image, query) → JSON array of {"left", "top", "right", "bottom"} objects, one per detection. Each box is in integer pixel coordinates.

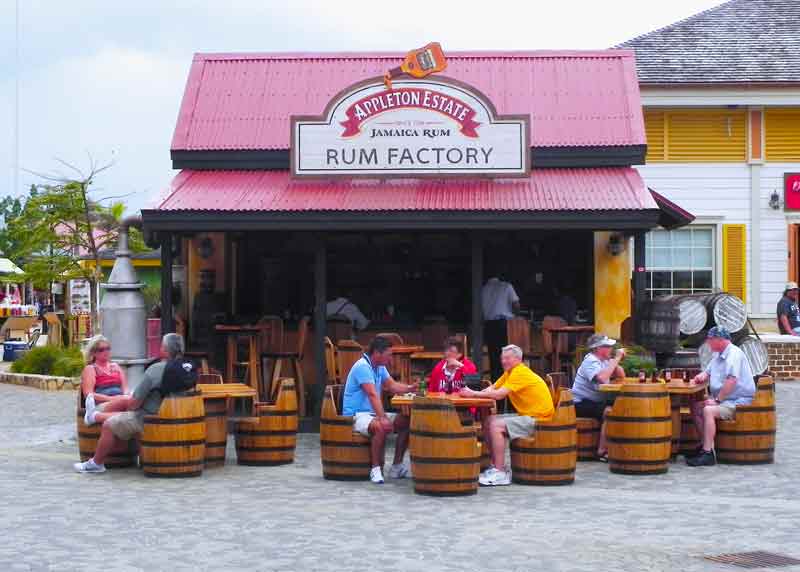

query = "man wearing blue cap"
[{"left": 687, "top": 326, "right": 756, "bottom": 467}]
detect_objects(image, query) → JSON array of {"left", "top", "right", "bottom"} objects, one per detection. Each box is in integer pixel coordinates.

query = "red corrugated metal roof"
[
  {"left": 157, "top": 168, "right": 657, "bottom": 212},
  {"left": 171, "top": 50, "right": 645, "bottom": 151}
]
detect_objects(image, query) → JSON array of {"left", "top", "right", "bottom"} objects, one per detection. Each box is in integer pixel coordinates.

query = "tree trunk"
[{"left": 90, "top": 265, "right": 102, "bottom": 336}]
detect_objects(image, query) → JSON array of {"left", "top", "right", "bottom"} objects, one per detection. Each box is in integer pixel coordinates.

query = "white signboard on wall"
[{"left": 291, "top": 77, "right": 530, "bottom": 178}]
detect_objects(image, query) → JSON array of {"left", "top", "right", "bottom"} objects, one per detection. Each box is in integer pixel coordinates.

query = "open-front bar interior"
[{"left": 143, "top": 49, "right": 693, "bottom": 424}]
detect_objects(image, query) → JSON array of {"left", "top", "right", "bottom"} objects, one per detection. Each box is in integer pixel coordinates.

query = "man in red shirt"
[{"left": 428, "top": 337, "right": 477, "bottom": 393}]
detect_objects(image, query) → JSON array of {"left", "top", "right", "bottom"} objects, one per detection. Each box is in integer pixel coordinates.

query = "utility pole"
[{"left": 13, "top": 0, "right": 20, "bottom": 197}]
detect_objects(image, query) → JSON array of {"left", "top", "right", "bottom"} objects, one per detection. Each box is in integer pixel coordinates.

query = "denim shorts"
[{"left": 95, "top": 385, "right": 123, "bottom": 397}]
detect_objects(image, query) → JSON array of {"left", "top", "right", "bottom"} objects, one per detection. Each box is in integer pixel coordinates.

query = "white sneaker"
[
  {"left": 74, "top": 459, "right": 106, "bottom": 474},
  {"left": 479, "top": 467, "right": 511, "bottom": 486},
  {"left": 369, "top": 466, "right": 384, "bottom": 484},
  {"left": 388, "top": 462, "right": 411, "bottom": 479},
  {"left": 83, "top": 394, "right": 97, "bottom": 426},
  {"left": 479, "top": 464, "right": 496, "bottom": 479}
]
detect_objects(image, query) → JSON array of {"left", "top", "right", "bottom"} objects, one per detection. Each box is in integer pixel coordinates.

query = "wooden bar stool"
[
  {"left": 261, "top": 317, "right": 308, "bottom": 416},
  {"left": 320, "top": 384, "right": 371, "bottom": 480},
  {"left": 336, "top": 339, "right": 364, "bottom": 382},
  {"left": 235, "top": 378, "right": 299, "bottom": 466},
  {"left": 324, "top": 337, "right": 340, "bottom": 384},
  {"left": 716, "top": 377, "right": 776, "bottom": 465}
]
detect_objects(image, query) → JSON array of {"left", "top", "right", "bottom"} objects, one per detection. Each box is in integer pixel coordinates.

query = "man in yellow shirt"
[{"left": 460, "top": 344, "right": 554, "bottom": 486}]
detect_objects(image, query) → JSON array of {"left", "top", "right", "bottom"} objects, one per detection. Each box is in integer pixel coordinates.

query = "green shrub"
[{"left": 11, "top": 346, "right": 85, "bottom": 377}]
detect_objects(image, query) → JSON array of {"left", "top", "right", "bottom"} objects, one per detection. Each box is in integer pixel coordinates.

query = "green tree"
[
  {"left": 0, "top": 185, "right": 38, "bottom": 259},
  {"left": 7, "top": 161, "right": 147, "bottom": 331}
]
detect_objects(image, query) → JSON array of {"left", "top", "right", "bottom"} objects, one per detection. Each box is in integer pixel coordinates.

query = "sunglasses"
[{"left": 96, "top": 346, "right": 111, "bottom": 352}]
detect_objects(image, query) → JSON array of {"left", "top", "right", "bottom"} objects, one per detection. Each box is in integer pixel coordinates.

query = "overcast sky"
[{"left": 0, "top": 0, "right": 725, "bottom": 213}]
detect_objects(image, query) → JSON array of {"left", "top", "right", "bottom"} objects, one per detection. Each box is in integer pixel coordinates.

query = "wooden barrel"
[
  {"left": 700, "top": 292, "right": 747, "bottom": 333},
  {"left": 141, "top": 392, "right": 206, "bottom": 478},
  {"left": 607, "top": 384, "right": 672, "bottom": 475},
  {"left": 510, "top": 389, "right": 577, "bottom": 485},
  {"left": 204, "top": 396, "right": 228, "bottom": 467},
  {"left": 76, "top": 394, "right": 135, "bottom": 468},
  {"left": 679, "top": 406, "right": 700, "bottom": 456},
  {"left": 410, "top": 398, "right": 480, "bottom": 496},
  {"left": 235, "top": 379, "right": 298, "bottom": 466},
  {"left": 716, "top": 377, "right": 776, "bottom": 465},
  {"left": 576, "top": 417, "right": 600, "bottom": 460},
  {"left": 637, "top": 300, "right": 681, "bottom": 353},
  {"left": 663, "top": 350, "right": 701, "bottom": 372},
  {"left": 320, "top": 385, "right": 371, "bottom": 480},
  {"left": 734, "top": 335, "right": 769, "bottom": 375},
  {"left": 657, "top": 295, "right": 708, "bottom": 335}
]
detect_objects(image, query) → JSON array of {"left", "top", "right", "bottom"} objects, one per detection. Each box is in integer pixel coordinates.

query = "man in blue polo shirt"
[
  {"left": 687, "top": 326, "right": 755, "bottom": 467},
  {"left": 342, "top": 336, "right": 417, "bottom": 484}
]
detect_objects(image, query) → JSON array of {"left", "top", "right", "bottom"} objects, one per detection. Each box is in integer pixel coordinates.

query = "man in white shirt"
[
  {"left": 326, "top": 296, "right": 370, "bottom": 331},
  {"left": 481, "top": 275, "right": 520, "bottom": 381}
]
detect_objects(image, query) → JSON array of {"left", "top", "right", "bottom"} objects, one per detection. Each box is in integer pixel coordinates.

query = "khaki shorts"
[
  {"left": 497, "top": 414, "right": 536, "bottom": 440},
  {"left": 718, "top": 403, "right": 736, "bottom": 421},
  {"left": 353, "top": 412, "right": 397, "bottom": 437},
  {"left": 105, "top": 411, "right": 144, "bottom": 440}
]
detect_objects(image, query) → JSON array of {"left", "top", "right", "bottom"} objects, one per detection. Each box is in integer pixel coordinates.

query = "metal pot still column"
[{"left": 99, "top": 216, "right": 150, "bottom": 387}]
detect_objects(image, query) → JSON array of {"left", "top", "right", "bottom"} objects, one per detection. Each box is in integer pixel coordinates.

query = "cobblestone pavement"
[{"left": 1, "top": 382, "right": 798, "bottom": 572}]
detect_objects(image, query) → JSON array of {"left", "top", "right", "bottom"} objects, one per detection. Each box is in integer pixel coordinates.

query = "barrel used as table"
[
  {"left": 510, "top": 389, "right": 577, "bottom": 485},
  {"left": 320, "top": 385, "right": 371, "bottom": 480},
  {"left": 141, "top": 391, "right": 206, "bottom": 478},
  {"left": 235, "top": 379, "right": 298, "bottom": 466},
  {"left": 716, "top": 377, "right": 776, "bottom": 465},
  {"left": 76, "top": 396, "right": 136, "bottom": 468},
  {"left": 203, "top": 396, "right": 228, "bottom": 467},
  {"left": 606, "top": 384, "right": 672, "bottom": 475},
  {"left": 410, "top": 398, "right": 480, "bottom": 496}
]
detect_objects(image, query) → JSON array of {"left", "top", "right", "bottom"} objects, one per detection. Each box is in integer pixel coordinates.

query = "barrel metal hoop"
[
  {"left": 320, "top": 440, "right": 369, "bottom": 448},
  {"left": 607, "top": 457, "right": 669, "bottom": 465},
  {"left": 717, "top": 430, "right": 776, "bottom": 436},
  {"left": 205, "top": 440, "right": 228, "bottom": 447},
  {"left": 237, "top": 430, "right": 297, "bottom": 436},
  {"left": 145, "top": 416, "right": 206, "bottom": 425},
  {"left": 322, "top": 460, "right": 372, "bottom": 468},
  {"left": 510, "top": 467, "right": 575, "bottom": 475},
  {"left": 617, "top": 392, "right": 669, "bottom": 398},
  {"left": 411, "top": 456, "right": 481, "bottom": 464},
  {"left": 510, "top": 445, "right": 578, "bottom": 454},
  {"left": 716, "top": 447, "right": 775, "bottom": 453},
  {"left": 141, "top": 439, "right": 206, "bottom": 447},
  {"left": 141, "top": 461, "right": 204, "bottom": 468},
  {"left": 320, "top": 418, "right": 353, "bottom": 426},
  {"left": 412, "top": 477, "right": 478, "bottom": 485},
  {"left": 236, "top": 445, "right": 296, "bottom": 452},
  {"left": 737, "top": 406, "right": 776, "bottom": 413},
  {"left": 536, "top": 424, "right": 577, "bottom": 431},
  {"left": 205, "top": 412, "right": 227, "bottom": 418},
  {"left": 607, "top": 436, "right": 672, "bottom": 444},
  {"left": 606, "top": 415, "right": 672, "bottom": 423},
  {"left": 410, "top": 430, "right": 475, "bottom": 439}
]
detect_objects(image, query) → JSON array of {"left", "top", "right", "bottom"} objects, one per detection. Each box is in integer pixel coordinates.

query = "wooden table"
[
  {"left": 548, "top": 324, "right": 594, "bottom": 371},
  {"left": 197, "top": 383, "right": 258, "bottom": 420},
  {"left": 391, "top": 392, "right": 496, "bottom": 418},
  {"left": 215, "top": 325, "right": 261, "bottom": 396},
  {"left": 390, "top": 345, "right": 425, "bottom": 383}
]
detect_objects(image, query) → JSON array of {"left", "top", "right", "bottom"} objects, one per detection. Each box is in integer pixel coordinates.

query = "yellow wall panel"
[
  {"left": 644, "top": 110, "right": 666, "bottom": 162},
  {"left": 722, "top": 224, "right": 747, "bottom": 303},
  {"left": 642, "top": 108, "right": 747, "bottom": 163},
  {"left": 765, "top": 108, "right": 800, "bottom": 162}
]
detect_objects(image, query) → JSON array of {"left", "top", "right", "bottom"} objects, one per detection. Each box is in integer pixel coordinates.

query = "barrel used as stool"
[
  {"left": 576, "top": 418, "right": 600, "bottom": 460},
  {"left": 76, "top": 394, "right": 135, "bottom": 468},
  {"left": 320, "top": 384, "right": 371, "bottom": 480},
  {"left": 204, "top": 396, "right": 228, "bottom": 467},
  {"left": 141, "top": 391, "right": 206, "bottom": 478},
  {"left": 510, "top": 389, "right": 577, "bottom": 485},
  {"left": 235, "top": 378, "right": 298, "bottom": 466},
  {"left": 716, "top": 377, "right": 776, "bottom": 465},
  {"left": 410, "top": 397, "right": 480, "bottom": 496},
  {"left": 607, "top": 384, "right": 672, "bottom": 475}
]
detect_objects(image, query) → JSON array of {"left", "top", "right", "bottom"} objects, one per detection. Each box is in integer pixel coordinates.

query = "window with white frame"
[{"left": 646, "top": 227, "right": 715, "bottom": 298}]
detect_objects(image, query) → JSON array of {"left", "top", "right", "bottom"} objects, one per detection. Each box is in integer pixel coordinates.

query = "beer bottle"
[
  {"left": 665, "top": 370, "right": 672, "bottom": 382},
  {"left": 419, "top": 378, "right": 427, "bottom": 397},
  {"left": 638, "top": 370, "right": 646, "bottom": 383}
]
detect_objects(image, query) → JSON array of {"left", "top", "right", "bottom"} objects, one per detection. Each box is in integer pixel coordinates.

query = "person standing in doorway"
[
  {"left": 482, "top": 272, "right": 520, "bottom": 381},
  {"left": 776, "top": 281, "right": 800, "bottom": 335}
]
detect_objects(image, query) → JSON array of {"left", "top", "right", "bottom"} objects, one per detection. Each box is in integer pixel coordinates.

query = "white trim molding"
[{"left": 641, "top": 87, "right": 800, "bottom": 107}]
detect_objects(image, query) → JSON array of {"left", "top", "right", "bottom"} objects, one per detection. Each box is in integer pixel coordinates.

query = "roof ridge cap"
[{"left": 615, "top": 0, "right": 740, "bottom": 47}]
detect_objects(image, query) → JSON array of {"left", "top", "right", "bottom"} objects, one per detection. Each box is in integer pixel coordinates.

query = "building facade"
[{"left": 621, "top": 0, "right": 800, "bottom": 331}]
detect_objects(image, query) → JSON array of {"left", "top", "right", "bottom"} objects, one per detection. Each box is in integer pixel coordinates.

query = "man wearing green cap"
[{"left": 687, "top": 326, "right": 755, "bottom": 467}]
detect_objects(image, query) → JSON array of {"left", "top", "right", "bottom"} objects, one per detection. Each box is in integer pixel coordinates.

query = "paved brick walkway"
[{"left": 0, "top": 382, "right": 798, "bottom": 572}]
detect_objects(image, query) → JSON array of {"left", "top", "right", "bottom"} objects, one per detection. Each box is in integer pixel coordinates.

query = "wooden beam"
[
  {"left": 471, "top": 234, "right": 484, "bottom": 369},
  {"left": 311, "top": 238, "right": 327, "bottom": 421},
  {"left": 160, "top": 233, "right": 175, "bottom": 335}
]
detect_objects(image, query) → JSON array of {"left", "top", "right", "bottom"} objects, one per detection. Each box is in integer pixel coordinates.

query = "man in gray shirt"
[
  {"left": 687, "top": 326, "right": 755, "bottom": 467},
  {"left": 74, "top": 333, "right": 185, "bottom": 474}
]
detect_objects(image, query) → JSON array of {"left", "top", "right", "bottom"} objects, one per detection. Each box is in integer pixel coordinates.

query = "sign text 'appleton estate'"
[{"left": 291, "top": 77, "right": 530, "bottom": 178}]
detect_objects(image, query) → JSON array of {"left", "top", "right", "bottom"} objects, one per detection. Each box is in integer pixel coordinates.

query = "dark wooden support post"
[
  {"left": 633, "top": 231, "right": 646, "bottom": 343},
  {"left": 160, "top": 233, "right": 175, "bottom": 335},
  {"left": 471, "top": 234, "right": 484, "bottom": 370},
  {"left": 311, "top": 238, "right": 327, "bottom": 423}
]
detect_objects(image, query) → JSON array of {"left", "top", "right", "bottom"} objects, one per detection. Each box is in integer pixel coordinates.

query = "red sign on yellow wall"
[{"left": 785, "top": 173, "right": 800, "bottom": 211}]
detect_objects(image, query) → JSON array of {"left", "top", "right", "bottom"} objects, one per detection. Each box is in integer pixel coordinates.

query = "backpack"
[{"left": 159, "top": 358, "right": 199, "bottom": 396}]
